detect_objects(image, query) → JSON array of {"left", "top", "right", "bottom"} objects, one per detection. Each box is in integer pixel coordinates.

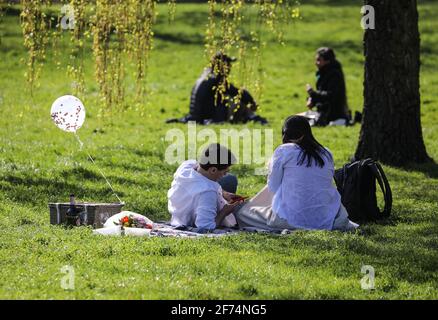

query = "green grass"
[{"left": 0, "top": 1, "right": 438, "bottom": 299}]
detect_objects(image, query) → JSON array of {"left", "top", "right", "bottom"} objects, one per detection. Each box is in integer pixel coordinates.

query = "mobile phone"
[{"left": 230, "top": 196, "right": 248, "bottom": 203}]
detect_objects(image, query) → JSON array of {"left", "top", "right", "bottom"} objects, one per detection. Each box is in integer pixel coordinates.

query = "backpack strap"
[
  {"left": 356, "top": 159, "right": 372, "bottom": 210},
  {"left": 369, "top": 161, "right": 392, "bottom": 217}
]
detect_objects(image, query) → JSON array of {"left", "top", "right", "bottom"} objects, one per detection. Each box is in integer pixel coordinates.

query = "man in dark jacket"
[
  {"left": 167, "top": 52, "right": 267, "bottom": 125},
  {"left": 305, "top": 47, "right": 351, "bottom": 126}
]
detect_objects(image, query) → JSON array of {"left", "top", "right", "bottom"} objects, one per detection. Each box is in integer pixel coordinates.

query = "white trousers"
[{"left": 235, "top": 186, "right": 359, "bottom": 232}]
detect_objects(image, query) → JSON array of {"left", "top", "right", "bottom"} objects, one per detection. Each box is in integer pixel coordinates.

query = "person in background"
[
  {"left": 235, "top": 115, "right": 359, "bottom": 231},
  {"left": 166, "top": 52, "right": 268, "bottom": 125},
  {"left": 168, "top": 143, "right": 244, "bottom": 233},
  {"left": 305, "top": 47, "right": 353, "bottom": 126}
]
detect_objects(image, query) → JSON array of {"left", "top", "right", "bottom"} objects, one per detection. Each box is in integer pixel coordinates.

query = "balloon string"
[
  {"left": 74, "top": 132, "right": 84, "bottom": 151},
  {"left": 74, "top": 133, "right": 123, "bottom": 204}
]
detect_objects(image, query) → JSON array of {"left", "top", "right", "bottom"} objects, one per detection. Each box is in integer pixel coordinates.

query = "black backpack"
[{"left": 334, "top": 158, "right": 392, "bottom": 223}]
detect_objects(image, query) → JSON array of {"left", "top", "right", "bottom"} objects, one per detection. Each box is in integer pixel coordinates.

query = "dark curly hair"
[{"left": 199, "top": 143, "right": 237, "bottom": 171}]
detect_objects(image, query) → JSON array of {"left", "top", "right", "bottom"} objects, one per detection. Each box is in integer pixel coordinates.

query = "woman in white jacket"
[{"left": 236, "top": 115, "right": 358, "bottom": 231}]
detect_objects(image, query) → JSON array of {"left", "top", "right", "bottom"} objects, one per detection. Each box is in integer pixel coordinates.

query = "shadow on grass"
[
  {"left": 156, "top": 10, "right": 213, "bottom": 28},
  {"left": 154, "top": 31, "right": 204, "bottom": 45},
  {"left": 291, "top": 38, "right": 362, "bottom": 54},
  {"left": 213, "top": 221, "right": 438, "bottom": 287},
  {"left": 0, "top": 166, "right": 171, "bottom": 218},
  {"left": 1, "top": 172, "right": 125, "bottom": 206},
  {"left": 403, "top": 160, "right": 438, "bottom": 179}
]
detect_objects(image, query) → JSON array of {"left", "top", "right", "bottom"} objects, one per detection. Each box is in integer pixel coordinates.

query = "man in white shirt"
[{"left": 168, "top": 143, "right": 243, "bottom": 232}]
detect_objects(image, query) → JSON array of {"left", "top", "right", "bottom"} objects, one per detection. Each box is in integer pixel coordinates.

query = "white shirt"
[
  {"left": 268, "top": 143, "right": 341, "bottom": 230},
  {"left": 168, "top": 160, "right": 226, "bottom": 230}
]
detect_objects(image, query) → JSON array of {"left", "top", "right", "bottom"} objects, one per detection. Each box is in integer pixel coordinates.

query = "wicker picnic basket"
[{"left": 49, "top": 202, "right": 124, "bottom": 228}]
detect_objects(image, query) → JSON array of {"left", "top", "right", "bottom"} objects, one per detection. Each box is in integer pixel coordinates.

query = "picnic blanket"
[
  {"left": 149, "top": 221, "right": 293, "bottom": 238},
  {"left": 93, "top": 211, "right": 294, "bottom": 238}
]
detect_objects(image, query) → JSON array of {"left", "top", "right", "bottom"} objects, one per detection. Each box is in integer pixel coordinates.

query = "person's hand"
[
  {"left": 307, "top": 97, "right": 314, "bottom": 109},
  {"left": 219, "top": 201, "right": 242, "bottom": 216},
  {"left": 306, "top": 84, "right": 314, "bottom": 94},
  {"left": 229, "top": 195, "right": 247, "bottom": 204},
  {"left": 222, "top": 191, "right": 235, "bottom": 202},
  {"left": 224, "top": 191, "right": 247, "bottom": 203},
  {"left": 216, "top": 201, "right": 242, "bottom": 226}
]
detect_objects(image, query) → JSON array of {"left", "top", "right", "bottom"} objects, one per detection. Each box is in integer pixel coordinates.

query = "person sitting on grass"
[
  {"left": 235, "top": 115, "right": 359, "bottom": 232},
  {"left": 166, "top": 52, "right": 268, "bottom": 125},
  {"left": 303, "top": 47, "right": 355, "bottom": 126},
  {"left": 168, "top": 143, "right": 245, "bottom": 233}
]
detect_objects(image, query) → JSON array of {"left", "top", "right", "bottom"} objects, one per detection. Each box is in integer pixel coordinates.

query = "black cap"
[{"left": 213, "top": 51, "right": 237, "bottom": 64}]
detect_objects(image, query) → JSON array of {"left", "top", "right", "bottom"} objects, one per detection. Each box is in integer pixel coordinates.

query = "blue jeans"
[{"left": 218, "top": 174, "right": 238, "bottom": 194}]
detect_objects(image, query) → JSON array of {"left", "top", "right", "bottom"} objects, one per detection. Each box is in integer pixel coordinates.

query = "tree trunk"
[{"left": 355, "top": 0, "right": 431, "bottom": 166}]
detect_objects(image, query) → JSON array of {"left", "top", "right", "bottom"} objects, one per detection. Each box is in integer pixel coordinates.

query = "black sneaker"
[
  {"left": 353, "top": 111, "right": 362, "bottom": 124},
  {"left": 249, "top": 115, "right": 268, "bottom": 125}
]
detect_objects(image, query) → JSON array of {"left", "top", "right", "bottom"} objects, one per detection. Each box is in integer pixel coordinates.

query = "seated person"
[
  {"left": 235, "top": 115, "right": 359, "bottom": 231},
  {"left": 168, "top": 143, "right": 244, "bottom": 233},
  {"left": 302, "top": 47, "right": 352, "bottom": 126},
  {"left": 166, "top": 52, "right": 268, "bottom": 125}
]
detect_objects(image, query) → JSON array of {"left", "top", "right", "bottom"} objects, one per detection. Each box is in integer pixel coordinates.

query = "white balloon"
[{"left": 50, "top": 95, "right": 86, "bottom": 132}]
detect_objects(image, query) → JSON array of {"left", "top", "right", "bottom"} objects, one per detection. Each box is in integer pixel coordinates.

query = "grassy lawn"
[{"left": 0, "top": 1, "right": 437, "bottom": 299}]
